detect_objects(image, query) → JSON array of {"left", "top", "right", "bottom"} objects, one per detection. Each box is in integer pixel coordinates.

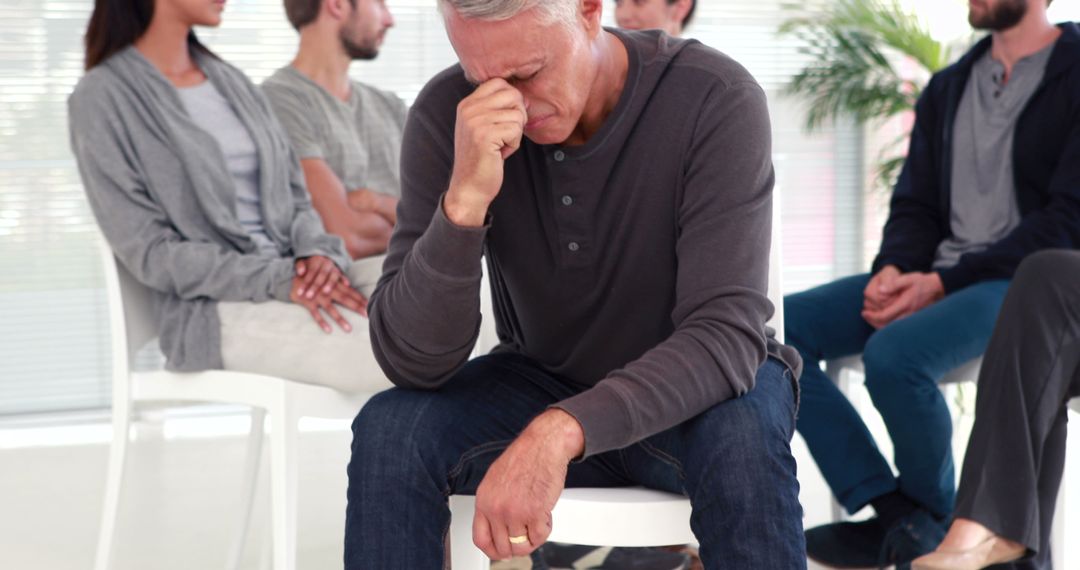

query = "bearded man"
[
  {"left": 788, "top": 0, "right": 1080, "bottom": 566},
  {"left": 264, "top": 0, "right": 404, "bottom": 261}
]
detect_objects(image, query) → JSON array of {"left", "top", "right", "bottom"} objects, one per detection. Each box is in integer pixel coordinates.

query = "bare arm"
[
  {"left": 300, "top": 158, "right": 395, "bottom": 260},
  {"left": 346, "top": 187, "right": 399, "bottom": 227}
]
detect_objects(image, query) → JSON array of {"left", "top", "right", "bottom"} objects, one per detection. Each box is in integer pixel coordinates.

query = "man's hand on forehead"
[{"left": 444, "top": 77, "right": 527, "bottom": 227}]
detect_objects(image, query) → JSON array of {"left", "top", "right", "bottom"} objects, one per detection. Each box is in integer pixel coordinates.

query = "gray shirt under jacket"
[
  {"left": 69, "top": 47, "right": 349, "bottom": 371},
  {"left": 935, "top": 42, "right": 1054, "bottom": 268},
  {"left": 368, "top": 29, "right": 801, "bottom": 458},
  {"left": 177, "top": 80, "right": 277, "bottom": 254}
]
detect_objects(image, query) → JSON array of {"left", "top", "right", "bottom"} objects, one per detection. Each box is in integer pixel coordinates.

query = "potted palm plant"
[{"left": 781, "top": 0, "right": 953, "bottom": 190}]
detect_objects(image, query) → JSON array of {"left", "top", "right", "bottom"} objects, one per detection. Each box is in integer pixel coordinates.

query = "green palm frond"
[
  {"left": 781, "top": 0, "right": 947, "bottom": 130},
  {"left": 780, "top": 0, "right": 950, "bottom": 190}
]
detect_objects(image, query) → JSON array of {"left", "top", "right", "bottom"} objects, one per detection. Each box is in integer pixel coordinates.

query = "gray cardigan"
[{"left": 69, "top": 47, "right": 349, "bottom": 371}]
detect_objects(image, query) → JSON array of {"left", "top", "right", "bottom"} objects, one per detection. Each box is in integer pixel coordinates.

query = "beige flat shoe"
[{"left": 911, "top": 535, "right": 1025, "bottom": 570}]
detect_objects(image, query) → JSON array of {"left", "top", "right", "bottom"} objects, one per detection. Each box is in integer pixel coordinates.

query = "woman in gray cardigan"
[{"left": 69, "top": 0, "right": 391, "bottom": 393}]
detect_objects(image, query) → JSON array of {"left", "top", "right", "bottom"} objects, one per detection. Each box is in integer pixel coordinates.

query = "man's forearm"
[
  {"left": 348, "top": 188, "right": 399, "bottom": 226},
  {"left": 521, "top": 409, "right": 585, "bottom": 463},
  {"left": 312, "top": 197, "right": 394, "bottom": 259},
  {"left": 367, "top": 199, "right": 488, "bottom": 389}
]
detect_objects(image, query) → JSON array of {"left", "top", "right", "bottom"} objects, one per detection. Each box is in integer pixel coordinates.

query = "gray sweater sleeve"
[
  {"left": 367, "top": 105, "right": 488, "bottom": 389},
  {"left": 553, "top": 83, "right": 775, "bottom": 457},
  {"left": 70, "top": 76, "right": 296, "bottom": 302}
]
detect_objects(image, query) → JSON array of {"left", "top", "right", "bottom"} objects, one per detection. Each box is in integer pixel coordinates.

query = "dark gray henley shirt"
[{"left": 368, "top": 29, "right": 801, "bottom": 458}]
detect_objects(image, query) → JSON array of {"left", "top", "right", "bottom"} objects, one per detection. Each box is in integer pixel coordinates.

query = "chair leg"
[
  {"left": 94, "top": 405, "right": 132, "bottom": 570},
  {"left": 227, "top": 407, "right": 267, "bottom": 570},
  {"left": 448, "top": 495, "right": 490, "bottom": 569},
  {"left": 269, "top": 406, "right": 299, "bottom": 570},
  {"left": 1051, "top": 414, "right": 1073, "bottom": 570},
  {"left": 825, "top": 365, "right": 854, "bottom": 523},
  {"left": 1052, "top": 478, "right": 1066, "bottom": 570}
]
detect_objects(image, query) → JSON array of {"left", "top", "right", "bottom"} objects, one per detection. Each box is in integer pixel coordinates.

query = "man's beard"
[
  {"left": 969, "top": 0, "right": 1029, "bottom": 31},
  {"left": 341, "top": 28, "right": 380, "bottom": 60}
]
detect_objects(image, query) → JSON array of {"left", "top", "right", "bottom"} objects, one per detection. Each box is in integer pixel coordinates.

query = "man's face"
[
  {"left": 614, "top": 0, "right": 680, "bottom": 36},
  {"left": 340, "top": 0, "right": 394, "bottom": 60},
  {"left": 968, "top": 0, "right": 1029, "bottom": 31},
  {"left": 445, "top": 7, "right": 597, "bottom": 145}
]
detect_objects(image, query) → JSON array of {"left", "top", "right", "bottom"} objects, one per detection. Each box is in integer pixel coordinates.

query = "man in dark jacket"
[{"left": 786, "top": 0, "right": 1080, "bottom": 566}]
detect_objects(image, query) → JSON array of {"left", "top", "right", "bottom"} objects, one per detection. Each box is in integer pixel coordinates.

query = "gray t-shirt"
[
  {"left": 935, "top": 43, "right": 1054, "bottom": 268},
  {"left": 367, "top": 29, "right": 800, "bottom": 458},
  {"left": 261, "top": 66, "right": 408, "bottom": 198},
  {"left": 177, "top": 80, "right": 277, "bottom": 254}
]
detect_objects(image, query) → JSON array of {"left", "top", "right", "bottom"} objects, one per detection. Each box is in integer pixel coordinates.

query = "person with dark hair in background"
[
  {"left": 69, "top": 0, "right": 393, "bottom": 394},
  {"left": 614, "top": 0, "right": 695, "bottom": 37},
  {"left": 263, "top": 0, "right": 406, "bottom": 262},
  {"left": 913, "top": 250, "right": 1080, "bottom": 570},
  {"left": 786, "top": 0, "right": 1080, "bottom": 567}
]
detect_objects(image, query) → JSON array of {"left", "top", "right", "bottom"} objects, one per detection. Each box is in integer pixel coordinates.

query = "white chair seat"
[
  {"left": 826, "top": 354, "right": 982, "bottom": 386},
  {"left": 546, "top": 487, "right": 695, "bottom": 546},
  {"left": 450, "top": 488, "right": 695, "bottom": 568}
]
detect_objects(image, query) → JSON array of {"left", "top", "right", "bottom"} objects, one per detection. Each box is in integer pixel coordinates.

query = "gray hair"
[{"left": 437, "top": 0, "right": 579, "bottom": 27}]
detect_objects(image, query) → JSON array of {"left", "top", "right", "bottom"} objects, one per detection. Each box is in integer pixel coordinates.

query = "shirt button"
[
  {"left": 561, "top": 195, "right": 573, "bottom": 206},
  {"left": 568, "top": 241, "right": 580, "bottom": 252},
  {"left": 553, "top": 150, "right": 566, "bottom": 162}
]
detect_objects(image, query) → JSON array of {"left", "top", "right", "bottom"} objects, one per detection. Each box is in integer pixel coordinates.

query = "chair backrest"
[
  {"left": 767, "top": 191, "right": 784, "bottom": 343},
  {"left": 99, "top": 237, "right": 160, "bottom": 376}
]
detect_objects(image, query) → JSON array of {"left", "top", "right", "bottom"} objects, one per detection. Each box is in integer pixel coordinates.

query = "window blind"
[{"left": 0, "top": 0, "right": 960, "bottom": 415}]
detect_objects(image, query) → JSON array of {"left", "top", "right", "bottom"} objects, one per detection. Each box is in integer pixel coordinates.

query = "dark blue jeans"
[
  {"left": 785, "top": 273, "right": 1009, "bottom": 519},
  {"left": 344, "top": 353, "right": 804, "bottom": 569}
]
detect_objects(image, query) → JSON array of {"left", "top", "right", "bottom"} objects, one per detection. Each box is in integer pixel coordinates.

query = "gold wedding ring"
[{"left": 508, "top": 535, "right": 529, "bottom": 545}]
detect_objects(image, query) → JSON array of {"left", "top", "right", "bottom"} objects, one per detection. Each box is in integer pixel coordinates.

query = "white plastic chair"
[
  {"left": 448, "top": 196, "right": 787, "bottom": 568},
  {"left": 94, "top": 243, "right": 377, "bottom": 570}
]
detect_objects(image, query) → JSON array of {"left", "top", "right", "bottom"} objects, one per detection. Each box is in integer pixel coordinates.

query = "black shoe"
[
  {"left": 536, "top": 543, "right": 691, "bottom": 569},
  {"left": 877, "top": 509, "right": 947, "bottom": 568},
  {"left": 805, "top": 518, "right": 889, "bottom": 568}
]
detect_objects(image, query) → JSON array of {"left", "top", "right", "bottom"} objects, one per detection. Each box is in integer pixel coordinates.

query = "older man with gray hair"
[{"left": 344, "top": 1, "right": 805, "bottom": 568}]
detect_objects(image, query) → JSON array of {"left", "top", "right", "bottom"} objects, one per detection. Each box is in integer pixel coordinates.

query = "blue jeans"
[
  {"left": 344, "top": 353, "right": 805, "bottom": 569},
  {"left": 785, "top": 273, "right": 1009, "bottom": 518}
]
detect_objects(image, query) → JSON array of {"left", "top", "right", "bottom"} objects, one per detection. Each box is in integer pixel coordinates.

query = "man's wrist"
[
  {"left": 524, "top": 409, "right": 586, "bottom": 463},
  {"left": 443, "top": 188, "right": 489, "bottom": 228},
  {"left": 928, "top": 271, "right": 946, "bottom": 300}
]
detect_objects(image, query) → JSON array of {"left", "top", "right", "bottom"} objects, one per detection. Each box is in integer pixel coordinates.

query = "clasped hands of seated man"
[
  {"left": 444, "top": 77, "right": 588, "bottom": 561},
  {"left": 862, "top": 265, "right": 946, "bottom": 329},
  {"left": 289, "top": 255, "right": 367, "bottom": 334}
]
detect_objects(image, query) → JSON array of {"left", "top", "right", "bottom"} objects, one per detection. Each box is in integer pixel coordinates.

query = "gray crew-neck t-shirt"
[
  {"left": 261, "top": 66, "right": 408, "bottom": 198},
  {"left": 934, "top": 42, "right": 1054, "bottom": 269},
  {"left": 177, "top": 80, "right": 277, "bottom": 254}
]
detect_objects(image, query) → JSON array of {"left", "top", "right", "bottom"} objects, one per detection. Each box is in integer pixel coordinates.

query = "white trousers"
[{"left": 217, "top": 255, "right": 394, "bottom": 393}]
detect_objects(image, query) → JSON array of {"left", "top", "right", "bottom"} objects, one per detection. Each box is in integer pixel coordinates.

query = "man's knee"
[
  {"left": 861, "top": 328, "right": 912, "bottom": 392},
  {"left": 352, "top": 389, "right": 408, "bottom": 454},
  {"left": 784, "top": 291, "right": 829, "bottom": 358},
  {"left": 862, "top": 327, "right": 943, "bottom": 401},
  {"left": 784, "top": 275, "right": 867, "bottom": 359},
  {"left": 687, "top": 365, "right": 796, "bottom": 473}
]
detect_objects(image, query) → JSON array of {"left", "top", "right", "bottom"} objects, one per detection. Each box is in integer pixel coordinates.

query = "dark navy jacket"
[{"left": 872, "top": 22, "right": 1080, "bottom": 292}]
